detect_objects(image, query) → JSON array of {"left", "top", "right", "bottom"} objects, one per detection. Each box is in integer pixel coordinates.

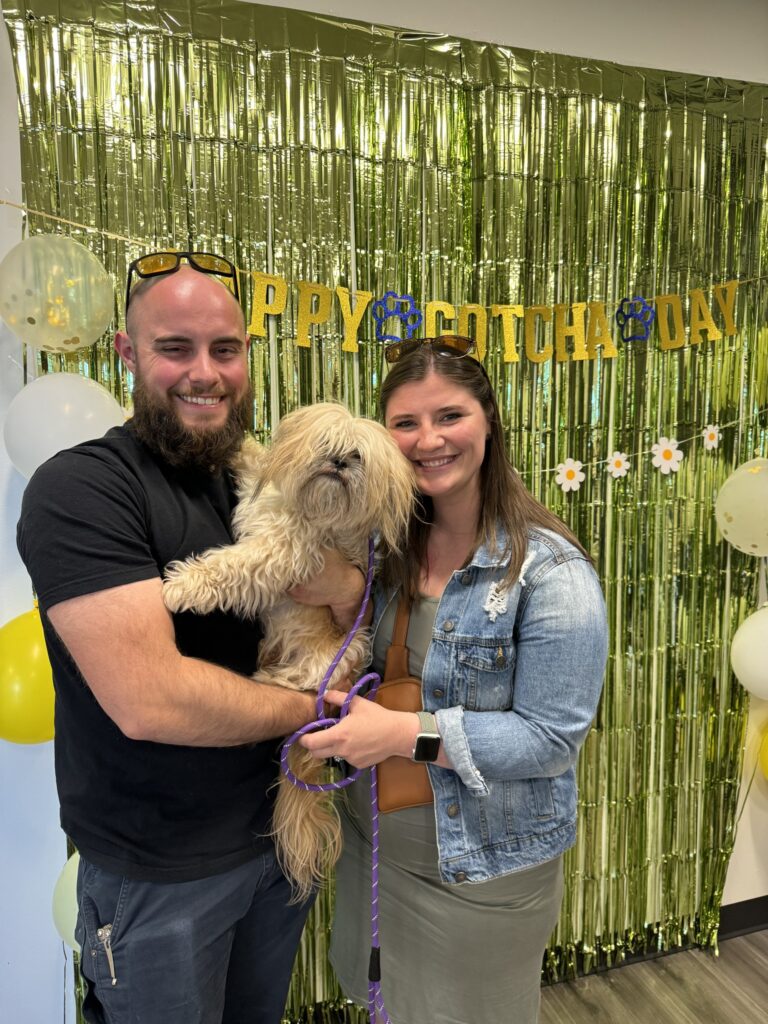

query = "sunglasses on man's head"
[
  {"left": 383, "top": 335, "right": 476, "bottom": 364},
  {"left": 124, "top": 251, "right": 240, "bottom": 311}
]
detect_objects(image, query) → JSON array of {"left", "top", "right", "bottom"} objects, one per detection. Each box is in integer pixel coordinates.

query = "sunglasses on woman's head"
[
  {"left": 383, "top": 335, "right": 476, "bottom": 364},
  {"left": 124, "top": 251, "right": 240, "bottom": 310}
]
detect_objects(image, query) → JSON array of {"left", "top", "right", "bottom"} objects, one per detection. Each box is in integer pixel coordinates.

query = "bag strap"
[{"left": 383, "top": 591, "right": 412, "bottom": 680}]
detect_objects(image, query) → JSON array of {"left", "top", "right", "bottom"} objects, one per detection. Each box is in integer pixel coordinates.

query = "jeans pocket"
[{"left": 78, "top": 860, "right": 129, "bottom": 991}]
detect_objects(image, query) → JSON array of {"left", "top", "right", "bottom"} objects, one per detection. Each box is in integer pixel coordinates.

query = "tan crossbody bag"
[{"left": 373, "top": 593, "right": 434, "bottom": 813}]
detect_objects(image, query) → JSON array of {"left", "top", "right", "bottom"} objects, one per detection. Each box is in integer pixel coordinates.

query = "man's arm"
[{"left": 47, "top": 578, "right": 316, "bottom": 746}]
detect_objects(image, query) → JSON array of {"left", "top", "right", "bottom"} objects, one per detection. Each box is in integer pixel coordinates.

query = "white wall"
[
  {"left": 252, "top": 0, "right": 768, "bottom": 83},
  {"left": 0, "top": 12, "right": 78, "bottom": 1023},
  {"left": 1, "top": 2, "right": 766, "bottom": 1021}
]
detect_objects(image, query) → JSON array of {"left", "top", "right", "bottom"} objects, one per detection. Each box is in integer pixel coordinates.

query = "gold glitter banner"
[{"left": 3, "top": 1, "right": 767, "bottom": 1020}]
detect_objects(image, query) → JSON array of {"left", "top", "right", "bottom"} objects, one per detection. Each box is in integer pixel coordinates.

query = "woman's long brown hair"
[{"left": 378, "top": 347, "right": 590, "bottom": 598}]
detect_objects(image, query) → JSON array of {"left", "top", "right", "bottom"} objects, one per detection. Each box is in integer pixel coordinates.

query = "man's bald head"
[{"left": 124, "top": 264, "right": 246, "bottom": 340}]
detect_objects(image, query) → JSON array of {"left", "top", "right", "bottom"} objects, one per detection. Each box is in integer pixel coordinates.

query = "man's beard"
[{"left": 129, "top": 376, "right": 254, "bottom": 472}]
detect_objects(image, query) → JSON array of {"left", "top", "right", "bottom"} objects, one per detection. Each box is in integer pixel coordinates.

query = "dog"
[{"left": 162, "top": 402, "right": 415, "bottom": 900}]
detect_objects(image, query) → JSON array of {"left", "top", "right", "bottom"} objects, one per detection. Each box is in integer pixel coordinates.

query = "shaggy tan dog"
[{"left": 162, "top": 402, "right": 415, "bottom": 900}]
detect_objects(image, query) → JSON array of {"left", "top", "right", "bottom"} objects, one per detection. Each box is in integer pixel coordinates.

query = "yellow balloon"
[
  {"left": 52, "top": 851, "right": 81, "bottom": 951},
  {"left": 0, "top": 234, "right": 114, "bottom": 352},
  {"left": 0, "top": 608, "right": 55, "bottom": 743},
  {"left": 760, "top": 729, "right": 768, "bottom": 783}
]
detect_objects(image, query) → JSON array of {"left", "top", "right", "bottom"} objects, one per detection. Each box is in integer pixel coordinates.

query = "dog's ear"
[
  {"left": 376, "top": 441, "right": 417, "bottom": 553},
  {"left": 355, "top": 421, "right": 416, "bottom": 552},
  {"left": 229, "top": 435, "right": 268, "bottom": 493}
]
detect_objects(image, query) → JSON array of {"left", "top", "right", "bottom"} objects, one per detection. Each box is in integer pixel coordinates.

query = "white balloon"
[
  {"left": 3, "top": 372, "right": 125, "bottom": 478},
  {"left": 52, "top": 851, "right": 80, "bottom": 951},
  {"left": 715, "top": 458, "right": 768, "bottom": 556},
  {"left": 730, "top": 606, "right": 768, "bottom": 700}
]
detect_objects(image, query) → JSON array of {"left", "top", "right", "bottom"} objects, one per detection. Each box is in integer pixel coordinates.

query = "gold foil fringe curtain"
[{"left": 3, "top": 0, "right": 768, "bottom": 1019}]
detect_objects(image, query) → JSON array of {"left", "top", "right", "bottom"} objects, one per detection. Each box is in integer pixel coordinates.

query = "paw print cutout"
[
  {"left": 615, "top": 295, "right": 656, "bottom": 343},
  {"left": 372, "top": 291, "right": 423, "bottom": 343}
]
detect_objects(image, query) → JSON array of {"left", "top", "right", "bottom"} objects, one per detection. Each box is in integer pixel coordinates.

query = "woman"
[{"left": 300, "top": 337, "right": 608, "bottom": 1024}]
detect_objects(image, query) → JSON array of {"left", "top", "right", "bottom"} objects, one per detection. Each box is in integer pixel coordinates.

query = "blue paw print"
[
  {"left": 615, "top": 295, "right": 655, "bottom": 343},
  {"left": 372, "top": 292, "right": 423, "bottom": 343}
]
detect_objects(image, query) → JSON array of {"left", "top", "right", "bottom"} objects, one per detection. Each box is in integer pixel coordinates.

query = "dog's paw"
[{"left": 162, "top": 559, "right": 222, "bottom": 615}]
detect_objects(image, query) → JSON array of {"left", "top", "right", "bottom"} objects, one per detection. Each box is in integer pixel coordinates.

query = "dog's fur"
[{"left": 162, "top": 402, "right": 415, "bottom": 900}]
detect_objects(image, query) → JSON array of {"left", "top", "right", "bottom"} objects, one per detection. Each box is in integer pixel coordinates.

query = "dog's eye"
[{"left": 329, "top": 451, "right": 361, "bottom": 469}]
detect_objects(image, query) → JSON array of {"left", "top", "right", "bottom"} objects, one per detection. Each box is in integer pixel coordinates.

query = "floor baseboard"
[{"left": 719, "top": 895, "right": 768, "bottom": 939}]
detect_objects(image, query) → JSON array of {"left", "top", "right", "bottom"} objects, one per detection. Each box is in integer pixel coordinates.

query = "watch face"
[{"left": 413, "top": 734, "right": 441, "bottom": 763}]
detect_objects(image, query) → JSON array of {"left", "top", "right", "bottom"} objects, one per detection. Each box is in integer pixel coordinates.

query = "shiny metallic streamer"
[{"left": 3, "top": 2, "right": 767, "bottom": 1019}]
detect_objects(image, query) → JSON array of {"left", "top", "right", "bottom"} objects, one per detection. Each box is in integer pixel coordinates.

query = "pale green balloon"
[
  {"left": 730, "top": 606, "right": 768, "bottom": 700},
  {"left": 0, "top": 234, "right": 114, "bottom": 352},
  {"left": 52, "top": 851, "right": 80, "bottom": 951},
  {"left": 715, "top": 458, "right": 768, "bottom": 556}
]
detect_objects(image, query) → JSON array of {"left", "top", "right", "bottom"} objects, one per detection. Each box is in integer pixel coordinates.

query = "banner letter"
[
  {"left": 713, "top": 280, "right": 739, "bottom": 336},
  {"left": 554, "top": 303, "right": 588, "bottom": 361},
  {"left": 336, "top": 287, "right": 373, "bottom": 353},
  {"left": 458, "top": 304, "right": 488, "bottom": 361},
  {"left": 688, "top": 288, "right": 722, "bottom": 345},
  {"left": 655, "top": 294, "right": 686, "bottom": 350},
  {"left": 586, "top": 303, "right": 618, "bottom": 358},
  {"left": 524, "top": 307, "right": 553, "bottom": 364},
  {"left": 247, "top": 272, "right": 288, "bottom": 337},
  {"left": 425, "top": 301, "right": 456, "bottom": 337},
  {"left": 491, "top": 305, "right": 523, "bottom": 363},
  {"left": 296, "top": 282, "right": 332, "bottom": 348}
]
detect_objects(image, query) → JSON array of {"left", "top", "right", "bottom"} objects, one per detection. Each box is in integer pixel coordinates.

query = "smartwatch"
[{"left": 411, "top": 711, "right": 441, "bottom": 763}]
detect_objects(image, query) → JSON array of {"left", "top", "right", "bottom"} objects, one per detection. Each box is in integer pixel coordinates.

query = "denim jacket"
[{"left": 372, "top": 526, "right": 608, "bottom": 885}]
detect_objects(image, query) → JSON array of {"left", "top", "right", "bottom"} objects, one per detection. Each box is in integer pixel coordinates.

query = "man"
[{"left": 17, "top": 253, "right": 366, "bottom": 1024}]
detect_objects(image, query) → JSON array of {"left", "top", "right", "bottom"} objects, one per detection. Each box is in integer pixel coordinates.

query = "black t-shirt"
[{"left": 17, "top": 424, "right": 275, "bottom": 882}]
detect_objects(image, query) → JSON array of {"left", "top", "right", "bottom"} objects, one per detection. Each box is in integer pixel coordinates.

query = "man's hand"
[{"left": 288, "top": 548, "right": 369, "bottom": 631}]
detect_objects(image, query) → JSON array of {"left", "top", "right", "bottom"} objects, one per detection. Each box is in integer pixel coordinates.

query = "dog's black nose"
[{"left": 331, "top": 457, "right": 347, "bottom": 470}]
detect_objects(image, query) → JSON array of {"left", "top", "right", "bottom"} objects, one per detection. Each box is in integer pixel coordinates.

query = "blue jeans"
[{"left": 75, "top": 850, "right": 314, "bottom": 1024}]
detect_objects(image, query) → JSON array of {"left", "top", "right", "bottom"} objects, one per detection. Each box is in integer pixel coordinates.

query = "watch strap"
[{"left": 416, "top": 711, "right": 438, "bottom": 736}]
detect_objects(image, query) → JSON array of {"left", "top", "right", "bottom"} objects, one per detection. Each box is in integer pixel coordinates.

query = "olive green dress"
[{"left": 330, "top": 596, "right": 564, "bottom": 1024}]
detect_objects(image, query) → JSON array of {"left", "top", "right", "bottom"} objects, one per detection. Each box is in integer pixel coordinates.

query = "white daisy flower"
[
  {"left": 606, "top": 451, "right": 630, "bottom": 479},
  {"left": 555, "top": 458, "right": 586, "bottom": 493},
  {"left": 702, "top": 425, "right": 721, "bottom": 451},
  {"left": 651, "top": 437, "right": 684, "bottom": 475}
]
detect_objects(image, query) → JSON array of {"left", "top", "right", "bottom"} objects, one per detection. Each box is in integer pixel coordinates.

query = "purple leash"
[{"left": 279, "top": 537, "right": 392, "bottom": 1024}]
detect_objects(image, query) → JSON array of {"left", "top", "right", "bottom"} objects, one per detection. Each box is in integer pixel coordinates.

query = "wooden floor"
[{"left": 539, "top": 930, "right": 768, "bottom": 1024}]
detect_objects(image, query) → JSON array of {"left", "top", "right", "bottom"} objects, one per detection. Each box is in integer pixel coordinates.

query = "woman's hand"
[
  {"left": 298, "top": 689, "right": 420, "bottom": 769},
  {"left": 288, "top": 548, "right": 370, "bottom": 632}
]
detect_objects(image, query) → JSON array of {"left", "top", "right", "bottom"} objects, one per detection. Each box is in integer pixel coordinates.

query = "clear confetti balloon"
[{"left": 0, "top": 235, "right": 114, "bottom": 352}]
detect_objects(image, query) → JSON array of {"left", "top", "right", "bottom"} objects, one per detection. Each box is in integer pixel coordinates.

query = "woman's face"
[{"left": 384, "top": 369, "right": 490, "bottom": 506}]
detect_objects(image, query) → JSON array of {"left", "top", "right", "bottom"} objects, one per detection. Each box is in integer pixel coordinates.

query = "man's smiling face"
[{"left": 116, "top": 265, "right": 253, "bottom": 469}]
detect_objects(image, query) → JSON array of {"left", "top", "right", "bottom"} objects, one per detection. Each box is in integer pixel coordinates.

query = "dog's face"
[{"left": 264, "top": 403, "right": 415, "bottom": 549}]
